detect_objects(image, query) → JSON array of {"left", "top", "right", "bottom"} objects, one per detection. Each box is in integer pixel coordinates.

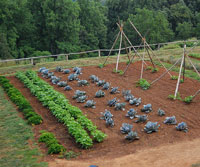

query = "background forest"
[{"left": 0, "top": 0, "right": 200, "bottom": 60}]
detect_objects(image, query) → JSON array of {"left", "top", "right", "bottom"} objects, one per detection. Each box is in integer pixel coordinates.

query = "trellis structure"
[
  {"left": 150, "top": 41, "right": 200, "bottom": 100},
  {"left": 123, "top": 21, "right": 172, "bottom": 78},
  {"left": 103, "top": 21, "right": 147, "bottom": 72},
  {"left": 120, "top": 20, "right": 200, "bottom": 100}
]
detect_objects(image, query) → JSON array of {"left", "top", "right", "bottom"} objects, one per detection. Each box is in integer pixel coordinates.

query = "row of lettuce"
[
  {"left": 39, "top": 130, "right": 66, "bottom": 154},
  {"left": 16, "top": 70, "right": 106, "bottom": 149},
  {"left": 0, "top": 76, "right": 43, "bottom": 125}
]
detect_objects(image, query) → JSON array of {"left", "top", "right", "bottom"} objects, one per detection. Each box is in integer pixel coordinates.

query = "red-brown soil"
[{"left": 8, "top": 61, "right": 200, "bottom": 163}]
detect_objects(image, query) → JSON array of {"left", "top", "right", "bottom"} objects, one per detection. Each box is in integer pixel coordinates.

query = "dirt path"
[{"left": 49, "top": 138, "right": 200, "bottom": 167}]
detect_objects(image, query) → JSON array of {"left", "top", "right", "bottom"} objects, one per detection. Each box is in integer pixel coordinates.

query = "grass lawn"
[{"left": 0, "top": 86, "right": 47, "bottom": 167}]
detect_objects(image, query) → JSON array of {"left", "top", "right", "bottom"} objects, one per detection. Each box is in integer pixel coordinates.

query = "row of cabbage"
[{"left": 16, "top": 71, "right": 106, "bottom": 149}]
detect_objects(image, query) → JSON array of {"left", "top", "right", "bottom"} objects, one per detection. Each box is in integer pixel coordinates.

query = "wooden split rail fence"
[{"left": 0, "top": 40, "right": 199, "bottom": 67}]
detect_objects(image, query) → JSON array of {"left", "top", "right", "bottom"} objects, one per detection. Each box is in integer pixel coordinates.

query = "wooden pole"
[
  {"left": 186, "top": 55, "right": 200, "bottom": 78},
  {"left": 174, "top": 53, "right": 185, "bottom": 99},
  {"left": 129, "top": 20, "right": 172, "bottom": 77},
  {"left": 103, "top": 31, "right": 120, "bottom": 66},
  {"left": 121, "top": 31, "right": 148, "bottom": 65},
  {"left": 193, "top": 90, "right": 200, "bottom": 99},
  {"left": 116, "top": 31, "right": 123, "bottom": 72},
  {"left": 122, "top": 35, "right": 130, "bottom": 61},
  {"left": 123, "top": 40, "right": 146, "bottom": 75},
  {"left": 151, "top": 57, "right": 182, "bottom": 85},
  {"left": 183, "top": 44, "right": 186, "bottom": 82},
  {"left": 145, "top": 45, "right": 156, "bottom": 69},
  {"left": 116, "top": 23, "right": 147, "bottom": 65},
  {"left": 140, "top": 40, "right": 145, "bottom": 79}
]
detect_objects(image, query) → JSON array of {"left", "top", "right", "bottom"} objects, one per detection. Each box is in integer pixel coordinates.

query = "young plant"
[
  {"left": 98, "top": 64, "right": 104, "bottom": 69},
  {"left": 183, "top": 96, "right": 193, "bottom": 104},
  {"left": 180, "top": 79, "right": 184, "bottom": 83},
  {"left": 126, "top": 60, "right": 132, "bottom": 65},
  {"left": 112, "top": 69, "right": 118, "bottom": 73},
  {"left": 112, "top": 69, "right": 124, "bottom": 75},
  {"left": 119, "top": 70, "right": 124, "bottom": 75},
  {"left": 145, "top": 66, "right": 153, "bottom": 71},
  {"left": 151, "top": 68, "right": 159, "bottom": 73},
  {"left": 171, "top": 75, "right": 178, "bottom": 80},
  {"left": 39, "top": 131, "right": 66, "bottom": 154},
  {"left": 168, "top": 92, "right": 182, "bottom": 100},
  {"left": 136, "top": 79, "right": 150, "bottom": 90}
]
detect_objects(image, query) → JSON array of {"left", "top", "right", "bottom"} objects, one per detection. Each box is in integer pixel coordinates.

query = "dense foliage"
[
  {"left": 16, "top": 71, "right": 106, "bottom": 148},
  {"left": 0, "top": 0, "right": 199, "bottom": 60},
  {"left": 0, "top": 76, "right": 43, "bottom": 125}
]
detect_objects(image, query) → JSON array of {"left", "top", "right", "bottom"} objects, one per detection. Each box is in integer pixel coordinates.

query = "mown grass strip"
[{"left": 0, "top": 86, "right": 47, "bottom": 167}]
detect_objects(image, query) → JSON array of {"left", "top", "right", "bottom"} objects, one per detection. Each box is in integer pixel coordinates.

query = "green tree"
[
  {"left": 42, "top": 0, "right": 81, "bottom": 54},
  {"left": 184, "top": 0, "right": 200, "bottom": 13},
  {"left": 106, "top": 0, "right": 135, "bottom": 46},
  {"left": 0, "top": 33, "right": 12, "bottom": 60},
  {"left": 176, "top": 22, "right": 194, "bottom": 40},
  {"left": 167, "top": 2, "right": 193, "bottom": 32},
  {"left": 28, "top": 0, "right": 81, "bottom": 54},
  {"left": 0, "top": 0, "right": 37, "bottom": 59},
  {"left": 125, "top": 8, "right": 174, "bottom": 45},
  {"left": 77, "top": 0, "right": 107, "bottom": 51}
]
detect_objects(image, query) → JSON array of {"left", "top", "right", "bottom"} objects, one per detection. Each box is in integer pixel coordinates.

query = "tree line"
[{"left": 0, "top": 0, "right": 200, "bottom": 60}]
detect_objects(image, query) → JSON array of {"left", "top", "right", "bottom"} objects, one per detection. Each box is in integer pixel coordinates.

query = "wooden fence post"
[
  {"left": 31, "top": 58, "right": 33, "bottom": 65},
  {"left": 129, "top": 47, "right": 131, "bottom": 54},
  {"left": 66, "top": 54, "right": 69, "bottom": 61},
  {"left": 98, "top": 50, "right": 101, "bottom": 57},
  {"left": 158, "top": 43, "right": 161, "bottom": 50}
]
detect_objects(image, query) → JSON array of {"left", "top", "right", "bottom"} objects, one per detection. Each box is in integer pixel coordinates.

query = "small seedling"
[
  {"left": 136, "top": 79, "right": 150, "bottom": 90},
  {"left": 126, "top": 60, "right": 132, "bottom": 65},
  {"left": 112, "top": 69, "right": 118, "bottom": 73},
  {"left": 119, "top": 70, "right": 124, "bottom": 75},
  {"left": 168, "top": 92, "right": 182, "bottom": 100},
  {"left": 171, "top": 76, "right": 184, "bottom": 83},
  {"left": 180, "top": 79, "right": 184, "bottom": 83},
  {"left": 151, "top": 68, "right": 159, "bottom": 73},
  {"left": 145, "top": 66, "right": 153, "bottom": 71},
  {"left": 171, "top": 76, "right": 178, "bottom": 80},
  {"left": 183, "top": 95, "right": 193, "bottom": 104},
  {"left": 98, "top": 64, "right": 104, "bottom": 68},
  {"left": 112, "top": 69, "right": 124, "bottom": 75}
]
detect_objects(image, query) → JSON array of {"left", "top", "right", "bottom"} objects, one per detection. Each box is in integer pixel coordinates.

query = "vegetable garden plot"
[
  {"left": 8, "top": 61, "right": 200, "bottom": 161},
  {"left": 16, "top": 71, "right": 106, "bottom": 149}
]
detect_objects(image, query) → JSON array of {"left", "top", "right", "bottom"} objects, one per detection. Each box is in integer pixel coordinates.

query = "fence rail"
[{"left": 0, "top": 40, "right": 199, "bottom": 65}]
